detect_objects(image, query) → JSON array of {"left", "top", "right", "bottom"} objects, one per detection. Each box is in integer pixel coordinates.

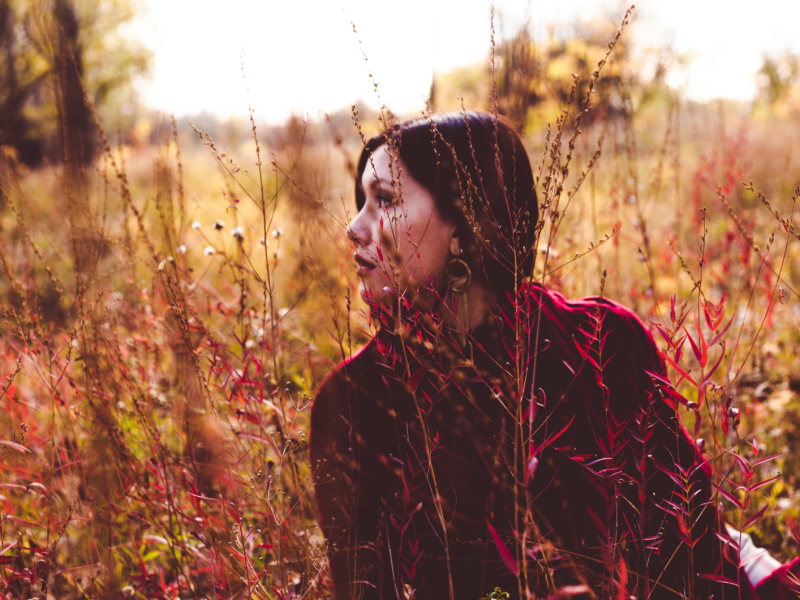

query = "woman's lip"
[
  {"left": 354, "top": 253, "right": 376, "bottom": 272},
  {"left": 355, "top": 263, "right": 375, "bottom": 276}
]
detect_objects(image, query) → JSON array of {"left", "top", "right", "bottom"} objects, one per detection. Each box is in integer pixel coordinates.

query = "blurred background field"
[{"left": 2, "top": 0, "right": 800, "bottom": 597}]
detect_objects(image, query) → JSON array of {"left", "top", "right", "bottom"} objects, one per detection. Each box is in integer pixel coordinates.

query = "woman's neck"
[
  {"left": 444, "top": 282, "right": 493, "bottom": 333},
  {"left": 369, "top": 283, "right": 490, "bottom": 331}
]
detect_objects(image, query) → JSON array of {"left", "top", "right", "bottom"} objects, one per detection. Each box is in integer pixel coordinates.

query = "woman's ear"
[{"left": 449, "top": 232, "right": 461, "bottom": 257}]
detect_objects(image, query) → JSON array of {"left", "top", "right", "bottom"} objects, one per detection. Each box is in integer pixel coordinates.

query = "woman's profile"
[{"left": 309, "top": 112, "right": 795, "bottom": 599}]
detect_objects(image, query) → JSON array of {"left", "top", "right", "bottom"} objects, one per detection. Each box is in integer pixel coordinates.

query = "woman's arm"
[
  {"left": 597, "top": 299, "right": 754, "bottom": 598},
  {"left": 310, "top": 362, "right": 385, "bottom": 600}
]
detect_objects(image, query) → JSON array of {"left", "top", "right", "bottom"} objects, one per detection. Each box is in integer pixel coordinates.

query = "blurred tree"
[
  {"left": 0, "top": 0, "right": 151, "bottom": 167},
  {"left": 432, "top": 15, "right": 649, "bottom": 133},
  {"left": 429, "top": 62, "right": 490, "bottom": 115},
  {"left": 493, "top": 20, "right": 638, "bottom": 132},
  {"left": 55, "top": 0, "right": 96, "bottom": 168},
  {"left": 494, "top": 27, "right": 542, "bottom": 130},
  {"left": 756, "top": 51, "right": 799, "bottom": 107},
  {"left": 0, "top": 0, "right": 46, "bottom": 165}
]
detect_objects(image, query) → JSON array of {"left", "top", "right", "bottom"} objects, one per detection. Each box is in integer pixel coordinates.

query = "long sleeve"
[
  {"left": 310, "top": 354, "right": 385, "bottom": 600},
  {"left": 592, "top": 297, "right": 759, "bottom": 599}
]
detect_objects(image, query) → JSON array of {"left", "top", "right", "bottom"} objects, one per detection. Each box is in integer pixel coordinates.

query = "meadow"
[{"left": 1, "top": 13, "right": 800, "bottom": 599}]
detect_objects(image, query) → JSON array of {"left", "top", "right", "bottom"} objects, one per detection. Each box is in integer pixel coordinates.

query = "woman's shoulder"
[
  {"left": 309, "top": 338, "right": 382, "bottom": 454},
  {"left": 533, "top": 284, "right": 662, "bottom": 369},
  {"left": 535, "top": 285, "right": 650, "bottom": 334},
  {"left": 311, "top": 337, "right": 382, "bottom": 417}
]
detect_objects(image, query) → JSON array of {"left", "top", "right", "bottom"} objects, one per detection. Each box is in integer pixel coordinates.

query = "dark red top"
[{"left": 311, "top": 284, "right": 772, "bottom": 599}]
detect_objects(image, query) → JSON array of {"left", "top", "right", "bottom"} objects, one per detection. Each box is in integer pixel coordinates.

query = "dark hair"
[{"left": 355, "top": 111, "right": 537, "bottom": 295}]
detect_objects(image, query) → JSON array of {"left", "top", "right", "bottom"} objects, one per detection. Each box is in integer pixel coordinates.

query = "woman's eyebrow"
[{"left": 369, "top": 178, "right": 393, "bottom": 193}]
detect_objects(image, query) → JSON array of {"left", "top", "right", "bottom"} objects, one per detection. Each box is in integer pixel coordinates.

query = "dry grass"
[{"left": 1, "top": 11, "right": 800, "bottom": 599}]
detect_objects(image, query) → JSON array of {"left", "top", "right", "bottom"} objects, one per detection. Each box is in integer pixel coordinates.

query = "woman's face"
[{"left": 349, "top": 144, "right": 459, "bottom": 307}]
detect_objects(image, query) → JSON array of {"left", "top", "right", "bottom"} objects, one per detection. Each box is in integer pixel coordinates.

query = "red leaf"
[
  {"left": 684, "top": 327, "right": 702, "bottom": 363},
  {"left": 748, "top": 473, "right": 780, "bottom": 492},
  {"left": 616, "top": 557, "right": 628, "bottom": 600},
  {"left": 674, "top": 335, "right": 685, "bottom": 366},
  {"left": 586, "top": 506, "right": 608, "bottom": 538},
  {"left": 524, "top": 456, "right": 539, "bottom": 485},
  {"left": 697, "top": 573, "right": 738, "bottom": 586},
  {"left": 408, "top": 365, "right": 426, "bottom": 392},
  {"left": 0, "top": 440, "right": 29, "bottom": 453},
  {"left": 703, "top": 343, "right": 726, "bottom": 385},
  {"left": 570, "top": 453, "right": 592, "bottom": 463},
  {"left": 671, "top": 521, "right": 692, "bottom": 547},
  {"left": 670, "top": 293, "right": 677, "bottom": 323},
  {"left": 732, "top": 454, "right": 755, "bottom": 480},
  {"left": 645, "top": 369, "right": 672, "bottom": 387},
  {"left": 27, "top": 482, "right": 49, "bottom": 498},
  {"left": 654, "top": 460, "right": 685, "bottom": 488},
  {"left": 696, "top": 312, "right": 708, "bottom": 368},
  {"left": 486, "top": 520, "right": 518, "bottom": 576},
  {"left": 754, "top": 452, "right": 787, "bottom": 468},
  {"left": 703, "top": 302, "right": 714, "bottom": 331},
  {"left": 652, "top": 322, "right": 674, "bottom": 348},
  {"left": 660, "top": 352, "right": 698, "bottom": 387},
  {"left": 709, "top": 315, "right": 735, "bottom": 346},
  {"left": 235, "top": 409, "right": 261, "bottom": 425},
  {"left": 677, "top": 512, "right": 691, "bottom": 538},
  {"left": 743, "top": 503, "right": 769, "bottom": 529},
  {"left": 228, "top": 546, "right": 246, "bottom": 562},
  {"left": 752, "top": 437, "right": 760, "bottom": 456},
  {"left": 226, "top": 504, "right": 241, "bottom": 523},
  {"left": 532, "top": 415, "right": 575, "bottom": 456},
  {"left": 714, "top": 483, "right": 744, "bottom": 510}
]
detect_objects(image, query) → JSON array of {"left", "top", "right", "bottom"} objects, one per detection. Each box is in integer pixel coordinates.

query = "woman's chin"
[
  {"left": 359, "top": 280, "right": 401, "bottom": 310},
  {"left": 358, "top": 280, "right": 386, "bottom": 304},
  {"left": 357, "top": 280, "right": 372, "bottom": 301}
]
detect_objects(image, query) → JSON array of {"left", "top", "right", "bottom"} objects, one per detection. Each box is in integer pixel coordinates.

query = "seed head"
[
  {"left": 204, "top": 246, "right": 216, "bottom": 256},
  {"left": 192, "top": 221, "right": 202, "bottom": 230},
  {"left": 177, "top": 245, "right": 187, "bottom": 254},
  {"left": 214, "top": 220, "right": 225, "bottom": 230},
  {"left": 231, "top": 226, "right": 245, "bottom": 241}
]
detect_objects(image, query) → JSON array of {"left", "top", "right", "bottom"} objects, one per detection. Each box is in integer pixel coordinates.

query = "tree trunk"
[
  {"left": 54, "top": 0, "right": 96, "bottom": 169},
  {"left": 0, "top": 0, "right": 42, "bottom": 166},
  {"left": 53, "top": 0, "right": 98, "bottom": 286}
]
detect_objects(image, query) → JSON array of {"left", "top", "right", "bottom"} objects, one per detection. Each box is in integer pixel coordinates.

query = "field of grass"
[{"left": 1, "top": 23, "right": 800, "bottom": 598}]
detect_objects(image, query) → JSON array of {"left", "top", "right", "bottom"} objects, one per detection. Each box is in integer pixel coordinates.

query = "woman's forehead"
[{"left": 362, "top": 146, "right": 398, "bottom": 191}]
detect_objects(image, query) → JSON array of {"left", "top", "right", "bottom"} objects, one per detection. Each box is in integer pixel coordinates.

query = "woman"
[{"left": 309, "top": 112, "right": 792, "bottom": 599}]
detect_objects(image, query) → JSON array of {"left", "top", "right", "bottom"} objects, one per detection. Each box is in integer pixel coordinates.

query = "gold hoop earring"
[
  {"left": 445, "top": 258, "right": 472, "bottom": 344},
  {"left": 446, "top": 258, "right": 471, "bottom": 293}
]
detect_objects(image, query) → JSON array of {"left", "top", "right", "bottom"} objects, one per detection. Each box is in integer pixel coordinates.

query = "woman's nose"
[{"left": 347, "top": 208, "right": 372, "bottom": 247}]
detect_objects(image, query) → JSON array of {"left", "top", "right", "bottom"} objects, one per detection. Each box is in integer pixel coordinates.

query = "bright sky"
[{"left": 133, "top": 0, "right": 800, "bottom": 123}]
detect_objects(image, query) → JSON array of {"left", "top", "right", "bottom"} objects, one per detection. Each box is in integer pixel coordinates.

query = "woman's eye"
[{"left": 376, "top": 194, "right": 393, "bottom": 208}]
